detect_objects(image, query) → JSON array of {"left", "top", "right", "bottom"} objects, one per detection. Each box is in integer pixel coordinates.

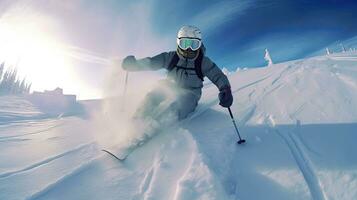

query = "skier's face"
[{"left": 177, "top": 46, "right": 199, "bottom": 59}]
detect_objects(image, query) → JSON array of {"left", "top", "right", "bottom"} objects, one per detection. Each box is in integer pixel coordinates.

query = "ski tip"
[{"left": 102, "top": 149, "right": 126, "bottom": 161}]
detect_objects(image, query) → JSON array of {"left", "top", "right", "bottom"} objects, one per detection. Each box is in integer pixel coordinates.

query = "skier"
[{"left": 121, "top": 25, "right": 233, "bottom": 131}]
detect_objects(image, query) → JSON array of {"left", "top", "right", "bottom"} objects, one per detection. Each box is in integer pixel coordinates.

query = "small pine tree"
[
  {"left": 25, "top": 83, "right": 32, "bottom": 94},
  {"left": 0, "top": 62, "right": 4, "bottom": 81},
  {"left": 340, "top": 44, "right": 346, "bottom": 52},
  {"left": 264, "top": 48, "right": 273, "bottom": 66},
  {"left": 0, "top": 70, "right": 11, "bottom": 94},
  {"left": 8, "top": 69, "right": 18, "bottom": 94},
  {"left": 0, "top": 65, "right": 32, "bottom": 95},
  {"left": 19, "top": 79, "right": 26, "bottom": 94}
]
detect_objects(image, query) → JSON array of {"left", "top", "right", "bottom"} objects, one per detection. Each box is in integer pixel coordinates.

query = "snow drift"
[{"left": 1, "top": 52, "right": 357, "bottom": 200}]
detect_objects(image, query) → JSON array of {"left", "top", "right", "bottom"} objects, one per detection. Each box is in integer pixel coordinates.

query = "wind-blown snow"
[{"left": 1, "top": 52, "right": 357, "bottom": 200}]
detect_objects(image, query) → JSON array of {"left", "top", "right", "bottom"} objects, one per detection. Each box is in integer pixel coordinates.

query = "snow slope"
[
  {"left": 1, "top": 52, "right": 357, "bottom": 200},
  {"left": 0, "top": 96, "right": 44, "bottom": 124},
  {"left": 312, "top": 36, "right": 357, "bottom": 56}
]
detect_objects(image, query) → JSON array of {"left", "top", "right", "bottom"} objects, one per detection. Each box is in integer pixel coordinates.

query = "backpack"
[{"left": 167, "top": 50, "right": 204, "bottom": 81}]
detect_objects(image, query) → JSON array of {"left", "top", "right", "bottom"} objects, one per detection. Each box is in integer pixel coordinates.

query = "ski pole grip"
[{"left": 228, "top": 107, "right": 234, "bottom": 119}]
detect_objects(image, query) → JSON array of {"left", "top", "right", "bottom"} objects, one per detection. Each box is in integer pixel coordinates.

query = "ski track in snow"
[
  {"left": 0, "top": 142, "right": 96, "bottom": 179},
  {"left": 232, "top": 75, "right": 273, "bottom": 94},
  {"left": 275, "top": 128, "right": 327, "bottom": 200},
  {"left": 138, "top": 167, "right": 155, "bottom": 198},
  {"left": 0, "top": 122, "right": 64, "bottom": 141},
  {"left": 270, "top": 65, "right": 293, "bottom": 86},
  {"left": 25, "top": 156, "right": 102, "bottom": 200},
  {"left": 132, "top": 131, "right": 203, "bottom": 200},
  {"left": 185, "top": 74, "right": 272, "bottom": 123}
]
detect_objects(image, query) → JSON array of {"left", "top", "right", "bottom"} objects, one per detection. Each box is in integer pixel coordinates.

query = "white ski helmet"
[{"left": 177, "top": 25, "right": 202, "bottom": 40}]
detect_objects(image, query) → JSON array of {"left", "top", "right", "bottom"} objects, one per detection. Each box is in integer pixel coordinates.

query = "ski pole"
[
  {"left": 228, "top": 107, "right": 246, "bottom": 144},
  {"left": 121, "top": 71, "right": 129, "bottom": 111}
]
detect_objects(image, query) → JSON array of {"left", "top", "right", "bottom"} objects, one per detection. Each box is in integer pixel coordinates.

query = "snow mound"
[
  {"left": 0, "top": 96, "right": 44, "bottom": 123},
  {"left": 1, "top": 52, "right": 357, "bottom": 200},
  {"left": 228, "top": 52, "right": 357, "bottom": 124}
]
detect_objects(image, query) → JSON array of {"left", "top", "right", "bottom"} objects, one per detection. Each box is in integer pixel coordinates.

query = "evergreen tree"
[
  {"left": 264, "top": 48, "right": 273, "bottom": 66},
  {"left": 0, "top": 64, "right": 32, "bottom": 95},
  {"left": 0, "top": 62, "right": 4, "bottom": 81},
  {"left": 340, "top": 43, "right": 346, "bottom": 52}
]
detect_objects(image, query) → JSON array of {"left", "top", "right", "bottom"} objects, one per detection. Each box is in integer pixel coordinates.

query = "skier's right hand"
[
  {"left": 219, "top": 86, "right": 233, "bottom": 108},
  {"left": 122, "top": 55, "right": 136, "bottom": 71}
]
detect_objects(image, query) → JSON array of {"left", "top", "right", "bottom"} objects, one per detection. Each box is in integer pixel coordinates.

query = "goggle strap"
[{"left": 178, "top": 37, "right": 201, "bottom": 41}]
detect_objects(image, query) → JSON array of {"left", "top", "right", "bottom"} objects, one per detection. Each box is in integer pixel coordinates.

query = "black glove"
[
  {"left": 219, "top": 87, "right": 233, "bottom": 108},
  {"left": 122, "top": 55, "right": 136, "bottom": 70}
]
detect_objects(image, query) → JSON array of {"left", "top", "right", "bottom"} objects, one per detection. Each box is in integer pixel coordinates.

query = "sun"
[{"left": 0, "top": 14, "right": 75, "bottom": 93}]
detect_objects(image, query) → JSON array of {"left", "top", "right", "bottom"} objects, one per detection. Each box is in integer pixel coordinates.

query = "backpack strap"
[
  {"left": 168, "top": 51, "right": 204, "bottom": 81},
  {"left": 194, "top": 50, "right": 204, "bottom": 81}
]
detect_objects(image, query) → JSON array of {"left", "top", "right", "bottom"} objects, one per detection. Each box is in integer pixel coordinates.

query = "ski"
[
  {"left": 102, "top": 141, "right": 144, "bottom": 162},
  {"left": 102, "top": 142, "right": 140, "bottom": 161},
  {"left": 102, "top": 149, "right": 125, "bottom": 161}
]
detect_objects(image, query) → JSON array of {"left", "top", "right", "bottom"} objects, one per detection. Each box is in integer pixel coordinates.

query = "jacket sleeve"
[
  {"left": 202, "top": 56, "right": 231, "bottom": 90},
  {"left": 122, "top": 52, "right": 175, "bottom": 71}
]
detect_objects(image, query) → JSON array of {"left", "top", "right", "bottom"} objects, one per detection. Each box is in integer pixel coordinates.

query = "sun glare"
[{"left": 0, "top": 15, "right": 75, "bottom": 93}]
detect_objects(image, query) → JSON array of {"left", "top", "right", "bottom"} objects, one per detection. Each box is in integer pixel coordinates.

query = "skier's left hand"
[
  {"left": 219, "top": 87, "right": 233, "bottom": 108},
  {"left": 122, "top": 55, "right": 136, "bottom": 70}
]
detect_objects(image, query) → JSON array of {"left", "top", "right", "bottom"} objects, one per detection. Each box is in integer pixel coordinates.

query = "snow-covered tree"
[
  {"left": 340, "top": 43, "right": 346, "bottom": 52},
  {"left": 0, "top": 62, "right": 4, "bottom": 82},
  {"left": 326, "top": 48, "right": 331, "bottom": 55},
  {"left": 0, "top": 64, "right": 31, "bottom": 95},
  {"left": 264, "top": 48, "right": 273, "bottom": 66},
  {"left": 222, "top": 67, "right": 231, "bottom": 75},
  {"left": 26, "top": 83, "right": 32, "bottom": 93}
]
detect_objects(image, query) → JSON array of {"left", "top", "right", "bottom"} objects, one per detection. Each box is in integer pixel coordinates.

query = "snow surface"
[{"left": 1, "top": 52, "right": 357, "bottom": 200}]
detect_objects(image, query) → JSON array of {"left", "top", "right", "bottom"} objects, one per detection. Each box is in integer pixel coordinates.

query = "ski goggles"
[{"left": 177, "top": 38, "right": 202, "bottom": 51}]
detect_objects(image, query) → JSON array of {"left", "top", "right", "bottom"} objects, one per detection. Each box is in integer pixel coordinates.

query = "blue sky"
[
  {"left": 147, "top": 0, "right": 357, "bottom": 67},
  {"left": 1, "top": 0, "right": 357, "bottom": 99},
  {"left": 67, "top": 0, "right": 357, "bottom": 68}
]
